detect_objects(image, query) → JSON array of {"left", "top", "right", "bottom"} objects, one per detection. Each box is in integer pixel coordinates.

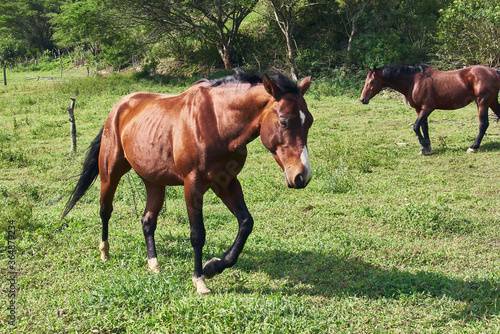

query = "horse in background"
[
  {"left": 360, "top": 64, "right": 500, "bottom": 154},
  {"left": 61, "top": 69, "right": 313, "bottom": 295}
]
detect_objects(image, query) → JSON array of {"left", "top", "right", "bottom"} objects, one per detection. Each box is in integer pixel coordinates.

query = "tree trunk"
[
  {"left": 3, "top": 66, "right": 6, "bottom": 86},
  {"left": 222, "top": 53, "right": 232, "bottom": 70},
  {"left": 284, "top": 32, "right": 298, "bottom": 81},
  {"left": 270, "top": 1, "right": 298, "bottom": 81},
  {"left": 218, "top": 45, "right": 232, "bottom": 70},
  {"left": 346, "top": 0, "right": 371, "bottom": 55},
  {"left": 347, "top": 20, "right": 357, "bottom": 54}
]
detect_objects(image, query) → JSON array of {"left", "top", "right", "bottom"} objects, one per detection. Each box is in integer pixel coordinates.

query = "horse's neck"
[
  {"left": 216, "top": 87, "right": 272, "bottom": 151},
  {"left": 384, "top": 75, "right": 414, "bottom": 97}
]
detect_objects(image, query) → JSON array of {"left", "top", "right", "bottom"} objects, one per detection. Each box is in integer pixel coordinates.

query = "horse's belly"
[
  {"left": 435, "top": 94, "right": 474, "bottom": 110},
  {"left": 122, "top": 138, "right": 184, "bottom": 186}
]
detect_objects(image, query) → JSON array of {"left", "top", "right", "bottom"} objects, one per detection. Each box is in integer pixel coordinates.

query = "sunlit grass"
[{"left": 1, "top": 71, "right": 500, "bottom": 332}]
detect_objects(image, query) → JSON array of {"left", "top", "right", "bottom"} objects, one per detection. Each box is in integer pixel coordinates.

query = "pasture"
[{"left": 1, "top": 69, "right": 500, "bottom": 333}]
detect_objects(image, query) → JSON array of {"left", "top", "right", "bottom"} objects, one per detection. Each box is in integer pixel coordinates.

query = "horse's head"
[
  {"left": 360, "top": 67, "right": 384, "bottom": 104},
  {"left": 260, "top": 74, "right": 313, "bottom": 189}
]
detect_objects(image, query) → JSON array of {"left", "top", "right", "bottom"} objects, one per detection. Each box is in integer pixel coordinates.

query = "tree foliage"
[
  {"left": 0, "top": 0, "right": 62, "bottom": 55},
  {"left": 106, "top": 0, "right": 258, "bottom": 69},
  {"left": 437, "top": 0, "right": 500, "bottom": 67},
  {"left": 51, "top": 0, "right": 145, "bottom": 70},
  {"left": 0, "top": 0, "right": 499, "bottom": 77}
]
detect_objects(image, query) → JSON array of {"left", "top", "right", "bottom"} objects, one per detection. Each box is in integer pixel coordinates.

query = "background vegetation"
[{"left": 1, "top": 0, "right": 500, "bottom": 81}]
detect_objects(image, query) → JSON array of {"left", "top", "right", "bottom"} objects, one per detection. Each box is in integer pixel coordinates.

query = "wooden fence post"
[{"left": 67, "top": 98, "right": 77, "bottom": 152}]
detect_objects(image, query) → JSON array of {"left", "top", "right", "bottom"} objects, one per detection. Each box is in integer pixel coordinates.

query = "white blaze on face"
[
  {"left": 301, "top": 145, "right": 312, "bottom": 184},
  {"left": 300, "top": 110, "right": 306, "bottom": 126},
  {"left": 299, "top": 110, "right": 312, "bottom": 185}
]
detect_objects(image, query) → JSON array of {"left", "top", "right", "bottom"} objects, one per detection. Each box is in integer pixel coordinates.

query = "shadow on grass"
[
  {"left": 228, "top": 248, "right": 499, "bottom": 320},
  {"left": 153, "top": 232, "right": 498, "bottom": 322},
  {"left": 478, "top": 141, "right": 500, "bottom": 152},
  {"left": 431, "top": 140, "right": 500, "bottom": 155}
]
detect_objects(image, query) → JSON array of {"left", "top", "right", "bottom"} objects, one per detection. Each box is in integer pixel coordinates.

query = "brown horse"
[
  {"left": 61, "top": 69, "right": 313, "bottom": 294},
  {"left": 360, "top": 64, "right": 500, "bottom": 154}
]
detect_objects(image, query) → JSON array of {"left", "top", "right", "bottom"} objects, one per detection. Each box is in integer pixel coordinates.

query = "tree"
[
  {"left": 437, "top": 0, "right": 500, "bottom": 67},
  {"left": 347, "top": 0, "right": 444, "bottom": 66},
  {"left": 337, "top": 0, "right": 371, "bottom": 55},
  {"left": 51, "top": 0, "right": 112, "bottom": 56},
  {"left": 108, "top": 0, "right": 258, "bottom": 69},
  {"left": 0, "top": 36, "right": 26, "bottom": 85},
  {"left": 52, "top": 0, "right": 144, "bottom": 70},
  {"left": 266, "top": 0, "right": 310, "bottom": 80},
  {"left": 0, "top": 0, "right": 62, "bottom": 55}
]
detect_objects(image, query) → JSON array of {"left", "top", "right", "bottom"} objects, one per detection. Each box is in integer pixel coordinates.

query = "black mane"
[
  {"left": 199, "top": 68, "right": 299, "bottom": 95},
  {"left": 375, "top": 64, "right": 429, "bottom": 80}
]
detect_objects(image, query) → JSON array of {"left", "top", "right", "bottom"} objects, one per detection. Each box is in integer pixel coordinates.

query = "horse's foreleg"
[
  {"left": 203, "top": 178, "right": 254, "bottom": 280},
  {"left": 469, "top": 105, "right": 490, "bottom": 152},
  {"left": 184, "top": 173, "right": 209, "bottom": 294},
  {"left": 414, "top": 110, "right": 432, "bottom": 154},
  {"left": 142, "top": 182, "right": 165, "bottom": 273}
]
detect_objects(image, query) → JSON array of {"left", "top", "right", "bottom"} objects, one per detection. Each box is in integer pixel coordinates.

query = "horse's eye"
[{"left": 279, "top": 118, "right": 288, "bottom": 128}]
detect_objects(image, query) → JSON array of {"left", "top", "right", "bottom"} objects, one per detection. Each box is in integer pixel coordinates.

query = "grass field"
[{"left": 1, "top": 68, "right": 500, "bottom": 333}]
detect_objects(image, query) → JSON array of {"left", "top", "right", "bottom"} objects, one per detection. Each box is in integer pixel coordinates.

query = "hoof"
[
  {"left": 148, "top": 257, "right": 160, "bottom": 274},
  {"left": 467, "top": 147, "right": 476, "bottom": 153},
  {"left": 99, "top": 241, "right": 109, "bottom": 261},
  {"left": 419, "top": 148, "right": 432, "bottom": 155},
  {"left": 192, "top": 275, "right": 211, "bottom": 295},
  {"left": 203, "top": 258, "right": 221, "bottom": 279}
]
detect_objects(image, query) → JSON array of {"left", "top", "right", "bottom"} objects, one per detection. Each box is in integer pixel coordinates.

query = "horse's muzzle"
[
  {"left": 360, "top": 97, "right": 369, "bottom": 104},
  {"left": 285, "top": 169, "right": 312, "bottom": 189},
  {"left": 293, "top": 174, "right": 307, "bottom": 189}
]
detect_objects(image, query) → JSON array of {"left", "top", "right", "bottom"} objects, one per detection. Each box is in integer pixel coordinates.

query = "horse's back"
[
  {"left": 416, "top": 66, "right": 499, "bottom": 109},
  {"left": 467, "top": 65, "right": 500, "bottom": 87},
  {"left": 109, "top": 92, "right": 179, "bottom": 122},
  {"left": 101, "top": 91, "right": 200, "bottom": 185}
]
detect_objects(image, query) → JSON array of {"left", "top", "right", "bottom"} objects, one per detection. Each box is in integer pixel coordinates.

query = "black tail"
[{"left": 60, "top": 127, "right": 103, "bottom": 222}]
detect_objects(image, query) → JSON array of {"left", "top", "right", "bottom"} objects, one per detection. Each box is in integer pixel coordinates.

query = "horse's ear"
[
  {"left": 299, "top": 76, "right": 311, "bottom": 96},
  {"left": 367, "top": 66, "right": 371, "bottom": 72},
  {"left": 263, "top": 74, "right": 283, "bottom": 99}
]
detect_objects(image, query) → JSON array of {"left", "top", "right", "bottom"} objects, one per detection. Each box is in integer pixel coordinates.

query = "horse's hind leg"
[
  {"left": 99, "top": 150, "right": 131, "bottom": 261},
  {"left": 469, "top": 102, "right": 490, "bottom": 152},
  {"left": 490, "top": 98, "right": 500, "bottom": 119},
  {"left": 99, "top": 180, "right": 116, "bottom": 261},
  {"left": 141, "top": 181, "right": 166, "bottom": 273}
]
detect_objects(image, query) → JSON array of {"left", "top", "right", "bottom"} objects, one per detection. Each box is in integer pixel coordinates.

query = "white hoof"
[
  {"left": 192, "top": 275, "right": 211, "bottom": 295},
  {"left": 419, "top": 149, "right": 432, "bottom": 155},
  {"left": 99, "top": 241, "right": 109, "bottom": 261},
  {"left": 148, "top": 257, "right": 160, "bottom": 273},
  {"left": 467, "top": 147, "right": 475, "bottom": 153}
]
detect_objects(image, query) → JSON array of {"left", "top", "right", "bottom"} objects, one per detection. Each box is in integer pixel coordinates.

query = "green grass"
[{"left": 1, "top": 68, "right": 500, "bottom": 333}]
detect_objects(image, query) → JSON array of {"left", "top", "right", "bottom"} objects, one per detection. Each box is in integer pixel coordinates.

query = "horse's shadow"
[
  {"left": 218, "top": 247, "right": 498, "bottom": 320},
  {"left": 432, "top": 140, "right": 500, "bottom": 154},
  {"left": 155, "top": 233, "right": 498, "bottom": 321},
  {"left": 477, "top": 141, "right": 500, "bottom": 152}
]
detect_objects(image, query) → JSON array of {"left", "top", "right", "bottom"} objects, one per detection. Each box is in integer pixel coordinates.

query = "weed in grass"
[
  {"left": 358, "top": 200, "right": 478, "bottom": 237},
  {"left": 315, "top": 159, "right": 358, "bottom": 194},
  {"left": 0, "top": 146, "right": 31, "bottom": 168},
  {"left": 0, "top": 187, "right": 35, "bottom": 236}
]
